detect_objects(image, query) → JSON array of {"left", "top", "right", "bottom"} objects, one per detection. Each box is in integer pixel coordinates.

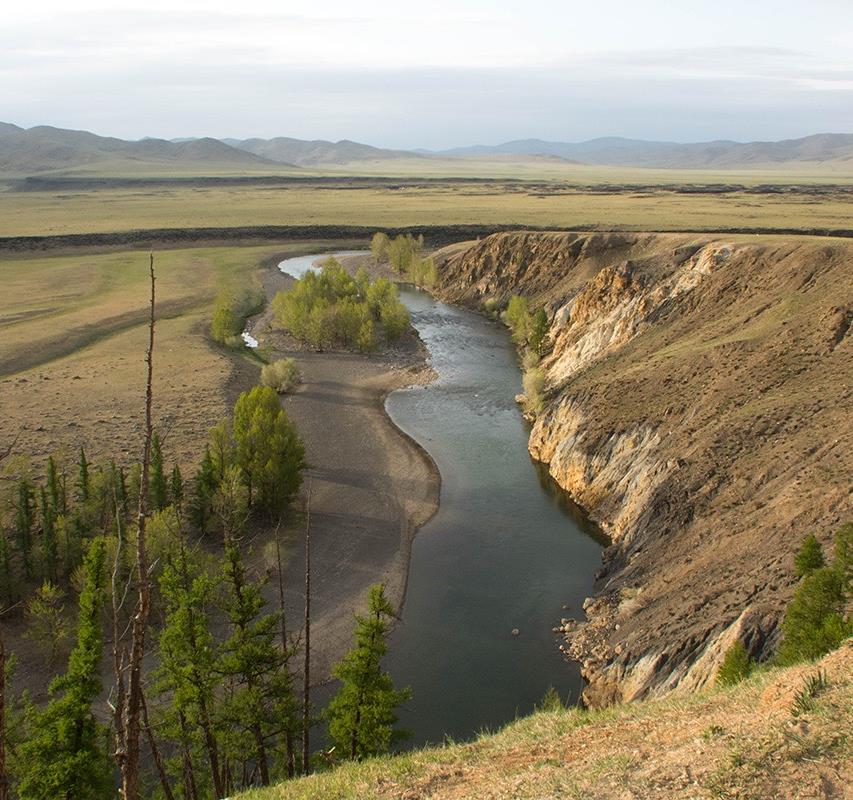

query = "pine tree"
[
  {"left": 218, "top": 526, "right": 297, "bottom": 789},
  {"left": 17, "top": 538, "right": 112, "bottom": 800},
  {"left": 155, "top": 541, "right": 224, "bottom": 799},
  {"left": 46, "top": 456, "right": 66, "bottom": 518},
  {"left": 14, "top": 478, "right": 36, "bottom": 581},
  {"left": 794, "top": 534, "right": 825, "bottom": 577},
  {"left": 326, "top": 584, "right": 411, "bottom": 760},
  {"left": 150, "top": 433, "right": 168, "bottom": 512},
  {"left": 717, "top": 640, "right": 754, "bottom": 686},
  {"left": 39, "top": 489, "right": 58, "bottom": 583},
  {"left": 170, "top": 465, "right": 184, "bottom": 511},
  {"left": 76, "top": 448, "right": 90, "bottom": 505},
  {"left": 189, "top": 447, "right": 217, "bottom": 534}
]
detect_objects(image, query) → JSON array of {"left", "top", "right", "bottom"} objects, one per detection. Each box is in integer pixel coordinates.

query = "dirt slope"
[{"left": 432, "top": 231, "right": 853, "bottom": 705}]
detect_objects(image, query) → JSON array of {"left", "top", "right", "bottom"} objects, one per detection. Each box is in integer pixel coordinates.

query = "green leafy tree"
[
  {"left": 795, "top": 534, "right": 825, "bottom": 578},
  {"left": 326, "top": 584, "right": 411, "bottom": 760},
  {"left": 232, "top": 387, "right": 305, "bottom": 515},
  {"left": 17, "top": 538, "right": 112, "bottom": 800},
  {"left": 504, "top": 296, "right": 530, "bottom": 344},
  {"left": 370, "top": 232, "right": 390, "bottom": 264},
  {"left": 716, "top": 640, "right": 754, "bottom": 686}
]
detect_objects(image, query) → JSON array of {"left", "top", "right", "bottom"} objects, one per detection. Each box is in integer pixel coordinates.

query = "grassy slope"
[
  {"left": 1, "top": 181, "right": 851, "bottom": 237},
  {"left": 0, "top": 241, "right": 358, "bottom": 468},
  {"left": 243, "top": 642, "right": 852, "bottom": 800}
]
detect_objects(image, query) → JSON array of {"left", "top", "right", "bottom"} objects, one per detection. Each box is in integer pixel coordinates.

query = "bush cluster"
[
  {"left": 271, "top": 258, "right": 410, "bottom": 351},
  {"left": 260, "top": 357, "right": 301, "bottom": 393},
  {"left": 210, "top": 284, "right": 265, "bottom": 346}
]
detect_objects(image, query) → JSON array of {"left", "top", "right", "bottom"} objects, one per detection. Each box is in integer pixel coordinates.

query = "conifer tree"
[
  {"left": 156, "top": 541, "right": 224, "bottom": 799},
  {"left": 150, "top": 433, "right": 168, "bottom": 512},
  {"left": 189, "top": 447, "right": 217, "bottom": 534},
  {"left": 170, "top": 465, "right": 183, "bottom": 511},
  {"left": 794, "top": 534, "right": 825, "bottom": 577},
  {"left": 17, "top": 538, "right": 111, "bottom": 800},
  {"left": 76, "top": 448, "right": 90, "bottom": 505},
  {"left": 217, "top": 508, "right": 296, "bottom": 788},
  {"left": 39, "top": 489, "right": 58, "bottom": 583},
  {"left": 46, "top": 456, "right": 66, "bottom": 518},
  {"left": 326, "top": 583, "right": 411, "bottom": 760},
  {"left": 14, "top": 478, "right": 35, "bottom": 581}
]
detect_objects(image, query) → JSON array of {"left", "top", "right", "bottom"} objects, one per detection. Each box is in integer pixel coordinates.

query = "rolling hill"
[
  {"left": 222, "top": 136, "right": 416, "bottom": 166},
  {"left": 0, "top": 124, "right": 282, "bottom": 175},
  {"left": 434, "top": 133, "right": 853, "bottom": 168}
]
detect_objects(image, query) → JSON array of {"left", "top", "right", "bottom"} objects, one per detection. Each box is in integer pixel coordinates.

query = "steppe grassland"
[
  {"left": 0, "top": 242, "right": 353, "bottom": 470},
  {"left": 1, "top": 163, "right": 852, "bottom": 237}
]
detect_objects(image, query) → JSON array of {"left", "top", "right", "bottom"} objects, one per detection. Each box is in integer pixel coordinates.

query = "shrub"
[
  {"left": 536, "top": 685, "right": 564, "bottom": 712},
  {"left": 483, "top": 298, "right": 501, "bottom": 319},
  {"left": 211, "top": 285, "right": 265, "bottom": 344},
  {"left": 504, "top": 295, "right": 530, "bottom": 343},
  {"left": 260, "top": 358, "right": 301, "bottom": 393},
  {"left": 716, "top": 640, "right": 754, "bottom": 686},
  {"left": 522, "top": 367, "right": 545, "bottom": 416},
  {"left": 528, "top": 308, "right": 550, "bottom": 355}
]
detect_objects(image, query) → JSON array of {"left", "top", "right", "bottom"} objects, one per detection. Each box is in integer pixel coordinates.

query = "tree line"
[
  {"left": 370, "top": 233, "right": 437, "bottom": 289},
  {"left": 0, "top": 258, "right": 410, "bottom": 800},
  {"left": 271, "top": 258, "right": 410, "bottom": 352}
]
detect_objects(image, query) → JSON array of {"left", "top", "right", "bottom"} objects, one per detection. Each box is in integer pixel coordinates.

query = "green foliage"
[
  {"left": 261, "top": 358, "right": 302, "bottom": 393},
  {"left": 716, "top": 640, "right": 754, "bottom": 686},
  {"left": 791, "top": 670, "right": 829, "bottom": 717},
  {"left": 536, "top": 686, "right": 564, "bottom": 712},
  {"left": 795, "top": 534, "right": 825, "bottom": 578},
  {"left": 522, "top": 367, "right": 546, "bottom": 416},
  {"left": 370, "top": 232, "right": 390, "bottom": 264},
  {"left": 777, "top": 523, "right": 853, "bottom": 665},
  {"left": 150, "top": 431, "right": 169, "bottom": 511},
  {"left": 504, "top": 296, "right": 530, "bottom": 344},
  {"left": 528, "top": 308, "right": 550, "bottom": 355},
  {"left": 482, "top": 298, "right": 501, "bottom": 319},
  {"left": 189, "top": 446, "right": 218, "bottom": 534},
  {"left": 272, "top": 259, "right": 409, "bottom": 349},
  {"left": 406, "top": 255, "right": 438, "bottom": 288},
  {"left": 326, "top": 584, "right": 411, "bottom": 760},
  {"left": 211, "top": 284, "right": 265, "bottom": 345},
  {"left": 232, "top": 386, "right": 305, "bottom": 515},
  {"left": 24, "top": 581, "right": 68, "bottom": 665},
  {"left": 385, "top": 234, "right": 422, "bottom": 274},
  {"left": 17, "top": 538, "right": 112, "bottom": 800},
  {"left": 155, "top": 540, "right": 223, "bottom": 799}
]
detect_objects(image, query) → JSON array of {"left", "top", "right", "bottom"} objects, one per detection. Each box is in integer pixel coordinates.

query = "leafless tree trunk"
[
  {"left": 301, "top": 481, "right": 312, "bottom": 775},
  {"left": 116, "top": 253, "right": 156, "bottom": 800},
  {"left": 141, "top": 690, "right": 176, "bottom": 800}
]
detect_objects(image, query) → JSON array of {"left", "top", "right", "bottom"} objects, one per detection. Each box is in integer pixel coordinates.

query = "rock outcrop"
[{"left": 434, "top": 231, "right": 853, "bottom": 705}]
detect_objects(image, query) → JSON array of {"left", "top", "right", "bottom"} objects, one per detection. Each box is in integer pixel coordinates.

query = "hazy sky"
[{"left": 3, "top": 0, "right": 852, "bottom": 148}]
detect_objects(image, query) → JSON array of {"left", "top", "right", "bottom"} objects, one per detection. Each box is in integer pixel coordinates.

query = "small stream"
[{"left": 279, "top": 253, "right": 604, "bottom": 748}]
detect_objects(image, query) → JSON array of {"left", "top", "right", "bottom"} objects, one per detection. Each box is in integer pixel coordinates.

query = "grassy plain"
[
  {"left": 1, "top": 178, "right": 851, "bottom": 238},
  {"left": 0, "top": 241, "right": 361, "bottom": 468}
]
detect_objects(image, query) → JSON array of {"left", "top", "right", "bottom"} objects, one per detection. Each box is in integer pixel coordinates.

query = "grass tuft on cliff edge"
[{"left": 240, "top": 640, "right": 852, "bottom": 800}]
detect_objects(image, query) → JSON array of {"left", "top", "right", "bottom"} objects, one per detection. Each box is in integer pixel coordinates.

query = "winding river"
[{"left": 278, "top": 253, "right": 604, "bottom": 748}]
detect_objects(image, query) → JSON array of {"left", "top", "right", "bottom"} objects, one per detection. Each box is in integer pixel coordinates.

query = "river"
[{"left": 278, "top": 252, "right": 604, "bottom": 748}]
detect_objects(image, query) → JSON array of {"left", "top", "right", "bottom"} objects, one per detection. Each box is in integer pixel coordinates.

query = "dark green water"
[
  {"left": 384, "top": 284, "right": 604, "bottom": 748},
  {"left": 278, "top": 254, "right": 605, "bottom": 749}
]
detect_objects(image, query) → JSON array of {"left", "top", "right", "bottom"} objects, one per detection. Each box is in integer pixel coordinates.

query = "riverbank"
[{"left": 248, "top": 254, "right": 440, "bottom": 680}]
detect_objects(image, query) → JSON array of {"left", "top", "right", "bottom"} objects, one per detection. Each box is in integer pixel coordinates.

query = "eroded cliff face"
[{"left": 434, "top": 232, "right": 853, "bottom": 706}]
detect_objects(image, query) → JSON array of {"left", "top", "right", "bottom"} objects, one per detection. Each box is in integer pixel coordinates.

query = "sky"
[{"left": 2, "top": 0, "right": 852, "bottom": 148}]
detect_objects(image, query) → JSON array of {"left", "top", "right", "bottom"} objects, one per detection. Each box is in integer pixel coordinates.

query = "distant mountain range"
[
  {"left": 429, "top": 134, "right": 853, "bottom": 168},
  {"left": 1, "top": 122, "right": 851, "bottom": 175}
]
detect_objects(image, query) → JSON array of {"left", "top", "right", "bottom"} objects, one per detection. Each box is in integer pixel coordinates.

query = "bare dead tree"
[
  {"left": 115, "top": 253, "right": 156, "bottom": 800},
  {"left": 301, "top": 480, "right": 312, "bottom": 775}
]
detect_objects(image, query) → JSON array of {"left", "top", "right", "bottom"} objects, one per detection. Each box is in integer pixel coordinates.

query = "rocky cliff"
[{"left": 433, "top": 231, "right": 853, "bottom": 705}]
